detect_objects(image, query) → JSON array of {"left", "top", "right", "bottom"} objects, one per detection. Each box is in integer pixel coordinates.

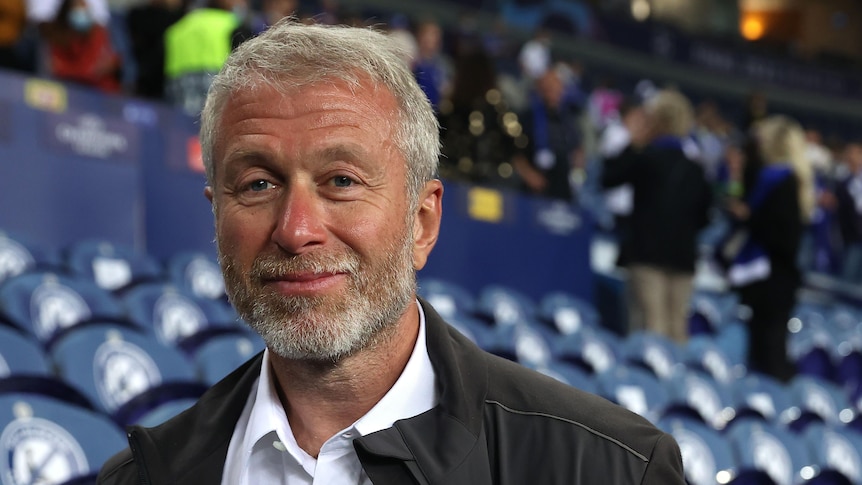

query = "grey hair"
[{"left": 200, "top": 19, "right": 440, "bottom": 206}]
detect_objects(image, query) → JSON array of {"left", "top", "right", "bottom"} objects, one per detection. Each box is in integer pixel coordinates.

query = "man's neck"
[{"left": 267, "top": 308, "right": 421, "bottom": 458}]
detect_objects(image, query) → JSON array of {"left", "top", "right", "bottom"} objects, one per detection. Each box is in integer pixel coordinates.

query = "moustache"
[{"left": 250, "top": 252, "right": 361, "bottom": 280}]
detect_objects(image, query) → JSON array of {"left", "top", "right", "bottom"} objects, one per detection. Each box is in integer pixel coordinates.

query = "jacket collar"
[{"left": 354, "top": 298, "right": 491, "bottom": 483}]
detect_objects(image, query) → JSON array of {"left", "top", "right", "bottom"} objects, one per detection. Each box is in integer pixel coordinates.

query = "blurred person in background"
[
  {"left": 513, "top": 68, "right": 583, "bottom": 202},
  {"left": 835, "top": 142, "right": 862, "bottom": 284},
  {"left": 164, "top": 0, "right": 246, "bottom": 115},
  {"left": 439, "top": 39, "right": 519, "bottom": 188},
  {"left": 723, "top": 114, "right": 815, "bottom": 382},
  {"left": 385, "top": 13, "right": 417, "bottom": 65},
  {"left": 518, "top": 27, "right": 551, "bottom": 81},
  {"left": 126, "top": 0, "right": 183, "bottom": 99},
  {"left": 0, "top": 0, "right": 28, "bottom": 71},
  {"left": 412, "top": 18, "right": 451, "bottom": 113},
  {"left": 598, "top": 96, "right": 646, "bottom": 267},
  {"left": 231, "top": 0, "right": 297, "bottom": 48},
  {"left": 43, "top": 0, "right": 122, "bottom": 93},
  {"left": 602, "top": 89, "right": 712, "bottom": 343}
]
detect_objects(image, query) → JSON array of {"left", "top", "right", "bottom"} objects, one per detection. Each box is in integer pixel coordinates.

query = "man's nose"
[{"left": 271, "top": 183, "right": 328, "bottom": 254}]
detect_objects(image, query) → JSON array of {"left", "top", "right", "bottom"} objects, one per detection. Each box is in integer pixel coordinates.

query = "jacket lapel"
[{"left": 354, "top": 299, "right": 493, "bottom": 484}]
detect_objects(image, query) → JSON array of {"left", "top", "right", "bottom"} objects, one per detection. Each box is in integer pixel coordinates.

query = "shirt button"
[
  {"left": 341, "top": 432, "right": 353, "bottom": 439},
  {"left": 272, "top": 441, "right": 287, "bottom": 452}
]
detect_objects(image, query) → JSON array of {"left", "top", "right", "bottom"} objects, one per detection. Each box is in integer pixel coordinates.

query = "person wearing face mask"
[{"left": 44, "top": 0, "right": 122, "bottom": 93}]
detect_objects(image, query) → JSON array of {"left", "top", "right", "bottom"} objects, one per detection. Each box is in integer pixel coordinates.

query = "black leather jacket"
[{"left": 97, "top": 300, "right": 684, "bottom": 484}]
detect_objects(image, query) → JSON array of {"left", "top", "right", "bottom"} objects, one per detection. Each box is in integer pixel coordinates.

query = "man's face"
[{"left": 207, "top": 79, "right": 435, "bottom": 362}]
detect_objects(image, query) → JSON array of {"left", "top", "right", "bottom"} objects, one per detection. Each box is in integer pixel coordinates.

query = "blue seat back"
[
  {"left": 194, "top": 332, "right": 264, "bottom": 386},
  {"left": 622, "top": 330, "right": 681, "bottom": 379},
  {"left": 727, "top": 419, "right": 812, "bottom": 485},
  {"left": 804, "top": 424, "right": 862, "bottom": 484},
  {"left": 0, "top": 272, "right": 125, "bottom": 344},
  {"left": 65, "top": 239, "right": 163, "bottom": 291},
  {"left": 537, "top": 291, "right": 599, "bottom": 335},
  {"left": 166, "top": 251, "right": 226, "bottom": 300},
  {"left": 123, "top": 283, "right": 237, "bottom": 346},
  {"left": 0, "top": 326, "right": 51, "bottom": 378},
  {"left": 475, "top": 284, "right": 536, "bottom": 326},
  {"left": 417, "top": 278, "right": 476, "bottom": 318},
  {"left": 51, "top": 323, "right": 198, "bottom": 415},
  {"left": 0, "top": 393, "right": 126, "bottom": 484},
  {"left": 658, "top": 417, "right": 736, "bottom": 485}
]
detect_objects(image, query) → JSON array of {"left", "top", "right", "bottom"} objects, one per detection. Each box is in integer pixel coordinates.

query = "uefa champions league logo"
[
  {"left": 29, "top": 279, "right": 91, "bottom": 341},
  {"left": 0, "top": 416, "right": 89, "bottom": 485},
  {"left": 94, "top": 338, "right": 162, "bottom": 412},
  {"left": 153, "top": 292, "right": 206, "bottom": 344},
  {"left": 0, "top": 238, "right": 33, "bottom": 283}
]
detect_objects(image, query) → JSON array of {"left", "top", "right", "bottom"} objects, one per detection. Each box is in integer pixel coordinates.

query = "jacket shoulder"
[
  {"left": 483, "top": 353, "right": 676, "bottom": 460},
  {"left": 97, "top": 447, "right": 139, "bottom": 484}
]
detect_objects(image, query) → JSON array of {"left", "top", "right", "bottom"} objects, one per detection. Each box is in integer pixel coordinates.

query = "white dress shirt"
[{"left": 221, "top": 300, "right": 437, "bottom": 485}]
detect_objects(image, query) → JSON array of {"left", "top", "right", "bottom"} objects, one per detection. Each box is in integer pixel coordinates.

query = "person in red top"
[{"left": 44, "top": 0, "right": 121, "bottom": 93}]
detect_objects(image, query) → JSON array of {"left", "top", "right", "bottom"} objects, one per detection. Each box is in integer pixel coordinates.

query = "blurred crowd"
[{"left": 2, "top": 0, "right": 862, "bottom": 379}]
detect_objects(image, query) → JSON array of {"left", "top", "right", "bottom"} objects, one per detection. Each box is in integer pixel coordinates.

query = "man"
[
  {"left": 601, "top": 89, "right": 712, "bottom": 343},
  {"left": 98, "top": 20, "right": 684, "bottom": 484},
  {"left": 513, "top": 68, "right": 583, "bottom": 202}
]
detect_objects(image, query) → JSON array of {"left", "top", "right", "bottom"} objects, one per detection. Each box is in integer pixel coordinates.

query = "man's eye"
[
  {"left": 332, "top": 176, "right": 355, "bottom": 188},
  {"left": 248, "top": 180, "right": 273, "bottom": 192}
]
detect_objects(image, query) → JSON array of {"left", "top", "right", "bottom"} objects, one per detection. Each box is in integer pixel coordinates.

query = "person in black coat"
[
  {"left": 602, "top": 89, "right": 712, "bottom": 343},
  {"left": 724, "top": 114, "right": 815, "bottom": 382}
]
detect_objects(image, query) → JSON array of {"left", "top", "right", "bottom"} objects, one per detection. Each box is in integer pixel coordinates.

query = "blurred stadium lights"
[
  {"left": 631, "top": 0, "right": 651, "bottom": 21},
  {"left": 741, "top": 13, "right": 765, "bottom": 40}
]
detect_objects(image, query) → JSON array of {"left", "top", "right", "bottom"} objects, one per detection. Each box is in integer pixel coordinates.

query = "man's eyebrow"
[{"left": 316, "top": 145, "right": 368, "bottom": 163}]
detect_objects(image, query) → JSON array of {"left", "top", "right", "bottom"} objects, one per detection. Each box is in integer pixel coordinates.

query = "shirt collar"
[{"left": 242, "top": 299, "right": 436, "bottom": 459}]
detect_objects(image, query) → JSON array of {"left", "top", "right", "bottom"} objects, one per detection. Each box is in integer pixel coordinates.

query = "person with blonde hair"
[
  {"left": 724, "top": 114, "right": 813, "bottom": 381},
  {"left": 602, "top": 88, "right": 712, "bottom": 343}
]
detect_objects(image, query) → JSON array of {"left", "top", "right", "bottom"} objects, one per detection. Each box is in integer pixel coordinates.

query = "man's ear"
[
  {"left": 412, "top": 179, "right": 443, "bottom": 270},
  {"left": 204, "top": 185, "right": 214, "bottom": 203}
]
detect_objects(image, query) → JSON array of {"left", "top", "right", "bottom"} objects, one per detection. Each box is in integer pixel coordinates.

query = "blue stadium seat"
[
  {"left": 0, "top": 393, "right": 127, "bottom": 484},
  {"left": 474, "top": 284, "right": 537, "bottom": 327},
  {"left": 122, "top": 283, "right": 238, "bottom": 347},
  {"left": 803, "top": 424, "right": 862, "bottom": 485},
  {"left": 553, "top": 326, "right": 621, "bottom": 375},
  {"left": 444, "top": 313, "right": 497, "bottom": 351},
  {"left": 0, "top": 230, "right": 61, "bottom": 285},
  {"left": 166, "top": 251, "right": 226, "bottom": 300},
  {"left": 688, "top": 290, "right": 740, "bottom": 335},
  {"left": 596, "top": 363, "right": 671, "bottom": 422},
  {"left": 0, "top": 326, "right": 51, "bottom": 378},
  {"left": 132, "top": 397, "right": 198, "bottom": 428},
  {"left": 492, "top": 322, "right": 557, "bottom": 367},
  {"left": 193, "top": 332, "right": 265, "bottom": 386},
  {"left": 787, "top": 376, "right": 854, "bottom": 428},
  {"left": 684, "top": 335, "right": 741, "bottom": 384},
  {"left": 0, "top": 272, "right": 126, "bottom": 346},
  {"left": 64, "top": 239, "right": 163, "bottom": 292},
  {"left": 725, "top": 418, "right": 813, "bottom": 485},
  {"left": 730, "top": 372, "right": 794, "bottom": 423},
  {"left": 537, "top": 291, "right": 600, "bottom": 336},
  {"left": 621, "top": 330, "right": 682, "bottom": 379},
  {"left": 712, "top": 320, "right": 749, "bottom": 370},
  {"left": 787, "top": 315, "right": 836, "bottom": 381},
  {"left": 658, "top": 417, "right": 737, "bottom": 485},
  {"left": 417, "top": 277, "right": 476, "bottom": 318},
  {"left": 50, "top": 323, "right": 201, "bottom": 420},
  {"left": 663, "top": 368, "right": 736, "bottom": 430}
]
